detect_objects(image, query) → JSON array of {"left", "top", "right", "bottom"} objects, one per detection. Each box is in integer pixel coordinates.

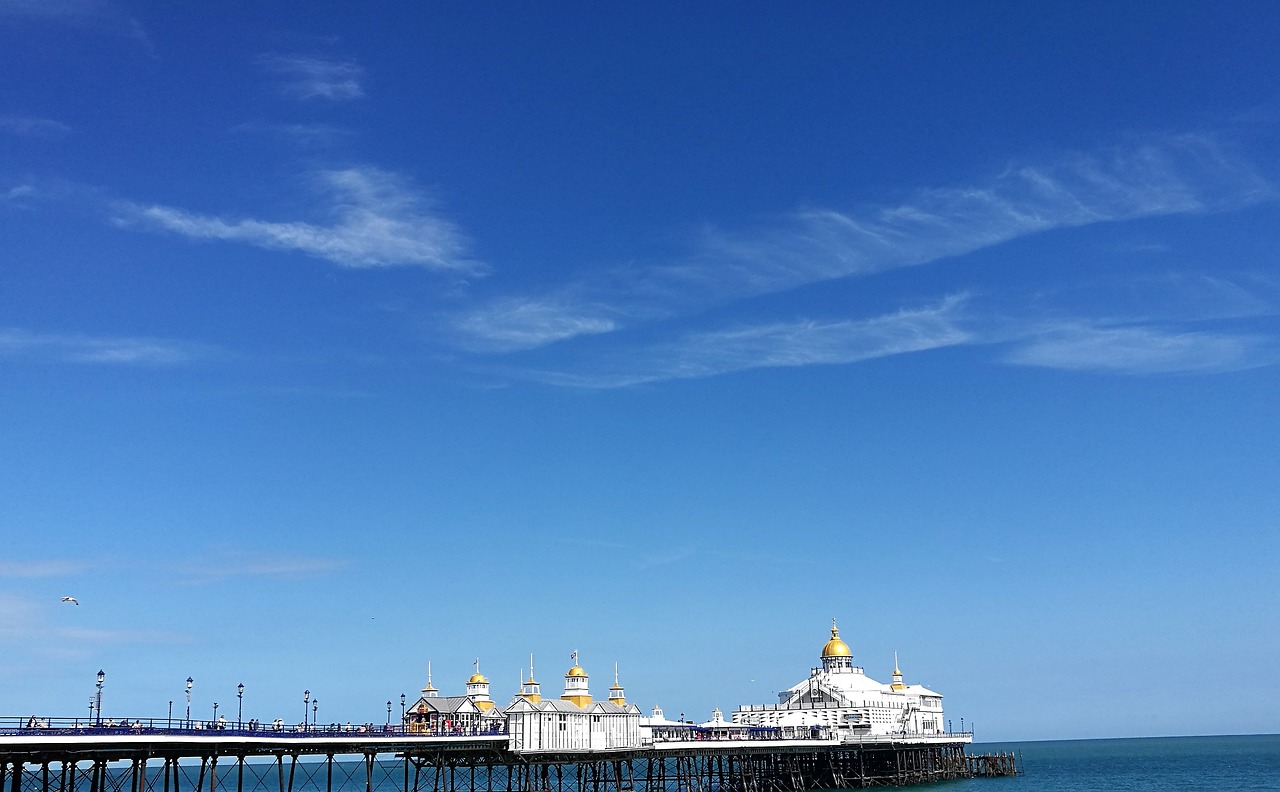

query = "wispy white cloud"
[
  {"left": 1004, "top": 324, "right": 1275, "bottom": 374},
  {"left": 116, "top": 167, "right": 481, "bottom": 273},
  {"left": 455, "top": 135, "right": 1270, "bottom": 352},
  {"left": 455, "top": 296, "right": 617, "bottom": 352},
  {"left": 0, "top": 559, "right": 89, "bottom": 578},
  {"left": 500, "top": 272, "right": 1280, "bottom": 386},
  {"left": 258, "top": 54, "right": 365, "bottom": 101},
  {"left": 176, "top": 551, "right": 347, "bottom": 585},
  {"left": 2, "top": 184, "right": 35, "bottom": 201},
  {"left": 0, "top": 594, "right": 189, "bottom": 649},
  {"left": 521, "top": 295, "right": 971, "bottom": 388},
  {"left": 0, "top": 0, "right": 154, "bottom": 53},
  {"left": 230, "top": 121, "right": 352, "bottom": 147},
  {"left": 0, "top": 328, "right": 213, "bottom": 365},
  {"left": 0, "top": 116, "right": 71, "bottom": 137}
]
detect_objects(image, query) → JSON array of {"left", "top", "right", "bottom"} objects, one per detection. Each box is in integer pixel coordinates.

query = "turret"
[
  {"left": 466, "top": 659, "right": 494, "bottom": 711},
  {"left": 820, "top": 619, "right": 854, "bottom": 672},
  {"left": 562, "top": 651, "right": 591, "bottom": 708},
  {"left": 608, "top": 663, "right": 626, "bottom": 706},
  {"left": 519, "top": 654, "right": 543, "bottom": 703},
  {"left": 422, "top": 661, "right": 439, "bottom": 698}
]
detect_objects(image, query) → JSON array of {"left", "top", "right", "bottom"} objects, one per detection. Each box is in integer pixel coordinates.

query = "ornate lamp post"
[
  {"left": 87, "top": 699, "right": 93, "bottom": 727},
  {"left": 400, "top": 693, "right": 406, "bottom": 726},
  {"left": 303, "top": 690, "right": 310, "bottom": 729},
  {"left": 168, "top": 700, "right": 173, "bottom": 729},
  {"left": 95, "top": 670, "right": 105, "bottom": 725},
  {"left": 213, "top": 702, "right": 219, "bottom": 727},
  {"left": 185, "top": 677, "right": 193, "bottom": 727},
  {"left": 386, "top": 700, "right": 392, "bottom": 726},
  {"left": 313, "top": 698, "right": 318, "bottom": 729},
  {"left": 237, "top": 683, "right": 244, "bottom": 729}
]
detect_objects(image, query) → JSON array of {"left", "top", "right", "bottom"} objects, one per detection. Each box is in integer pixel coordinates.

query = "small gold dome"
[
  {"left": 468, "top": 672, "right": 488, "bottom": 684},
  {"left": 821, "top": 623, "right": 852, "bottom": 658},
  {"left": 566, "top": 665, "right": 588, "bottom": 678}
]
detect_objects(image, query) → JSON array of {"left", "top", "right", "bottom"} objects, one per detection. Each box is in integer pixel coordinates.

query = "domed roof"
[
  {"left": 468, "top": 672, "right": 488, "bottom": 684},
  {"left": 821, "top": 623, "right": 852, "bottom": 658},
  {"left": 566, "top": 665, "right": 588, "bottom": 678}
]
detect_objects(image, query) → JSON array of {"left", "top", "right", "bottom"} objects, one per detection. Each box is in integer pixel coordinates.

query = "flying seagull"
[{"left": 60, "top": 596, "right": 78, "bottom": 605}]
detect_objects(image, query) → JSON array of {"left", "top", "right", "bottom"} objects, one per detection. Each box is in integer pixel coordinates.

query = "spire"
[
  {"left": 423, "top": 661, "right": 438, "bottom": 697},
  {"left": 519, "top": 653, "right": 542, "bottom": 702},
  {"left": 608, "top": 661, "right": 626, "bottom": 706},
  {"left": 891, "top": 652, "right": 905, "bottom": 691}
]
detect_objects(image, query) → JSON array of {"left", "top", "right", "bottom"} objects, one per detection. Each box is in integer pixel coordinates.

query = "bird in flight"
[{"left": 60, "top": 596, "right": 79, "bottom": 605}]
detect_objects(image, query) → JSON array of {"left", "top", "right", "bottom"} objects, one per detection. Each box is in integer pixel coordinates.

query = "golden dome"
[
  {"left": 566, "top": 665, "right": 588, "bottom": 678},
  {"left": 467, "top": 672, "right": 488, "bottom": 684},
  {"left": 821, "top": 623, "right": 852, "bottom": 658}
]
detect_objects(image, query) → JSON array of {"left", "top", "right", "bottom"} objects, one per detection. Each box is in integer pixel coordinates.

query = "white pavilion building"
[{"left": 731, "top": 622, "right": 946, "bottom": 737}]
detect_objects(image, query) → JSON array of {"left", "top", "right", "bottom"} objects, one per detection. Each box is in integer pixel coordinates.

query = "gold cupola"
[
  {"left": 890, "top": 651, "right": 906, "bottom": 691},
  {"left": 820, "top": 620, "right": 855, "bottom": 672},
  {"left": 466, "top": 659, "right": 494, "bottom": 711},
  {"left": 562, "top": 650, "right": 591, "bottom": 707},
  {"left": 822, "top": 621, "right": 852, "bottom": 657}
]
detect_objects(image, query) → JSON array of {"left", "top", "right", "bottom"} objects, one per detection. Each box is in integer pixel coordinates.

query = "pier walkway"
[{"left": 1, "top": 721, "right": 1013, "bottom": 790}]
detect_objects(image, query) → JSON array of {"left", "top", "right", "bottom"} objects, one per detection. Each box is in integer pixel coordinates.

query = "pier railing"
[{"left": 0, "top": 718, "right": 506, "bottom": 738}]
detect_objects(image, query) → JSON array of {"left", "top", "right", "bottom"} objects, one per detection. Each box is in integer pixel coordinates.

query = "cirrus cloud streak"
[{"left": 115, "top": 167, "right": 481, "bottom": 274}]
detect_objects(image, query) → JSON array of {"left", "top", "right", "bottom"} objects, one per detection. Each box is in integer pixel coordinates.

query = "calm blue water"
[
  {"left": 101, "top": 734, "right": 1280, "bottom": 792},
  {"left": 947, "top": 735, "right": 1280, "bottom": 791}
]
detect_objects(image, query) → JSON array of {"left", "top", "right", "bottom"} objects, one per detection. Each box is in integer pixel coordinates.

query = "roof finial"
[
  {"left": 894, "top": 650, "right": 900, "bottom": 675},
  {"left": 474, "top": 657, "right": 480, "bottom": 674},
  {"left": 427, "top": 660, "right": 433, "bottom": 684},
  {"left": 614, "top": 662, "right": 619, "bottom": 685},
  {"left": 530, "top": 653, "right": 536, "bottom": 682}
]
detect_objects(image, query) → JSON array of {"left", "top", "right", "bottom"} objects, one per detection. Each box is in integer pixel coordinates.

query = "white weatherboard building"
[
  {"left": 408, "top": 653, "right": 642, "bottom": 751},
  {"left": 505, "top": 654, "right": 642, "bottom": 752},
  {"left": 732, "top": 622, "right": 947, "bottom": 737}
]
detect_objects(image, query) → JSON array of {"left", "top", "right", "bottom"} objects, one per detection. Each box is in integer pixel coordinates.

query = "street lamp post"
[
  {"left": 168, "top": 700, "right": 173, "bottom": 729},
  {"left": 386, "top": 701, "right": 392, "bottom": 727},
  {"left": 213, "top": 702, "right": 219, "bottom": 727},
  {"left": 87, "top": 699, "right": 93, "bottom": 727},
  {"left": 313, "top": 699, "right": 318, "bottom": 730},
  {"left": 95, "top": 670, "right": 105, "bottom": 725},
  {"left": 237, "top": 683, "right": 244, "bottom": 729},
  {"left": 185, "top": 677, "right": 193, "bottom": 728},
  {"left": 303, "top": 690, "right": 310, "bottom": 730},
  {"left": 400, "top": 693, "right": 405, "bottom": 726}
]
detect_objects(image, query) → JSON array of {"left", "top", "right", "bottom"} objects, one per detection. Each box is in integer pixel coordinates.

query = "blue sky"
[{"left": 2, "top": 1, "right": 1278, "bottom": 741}]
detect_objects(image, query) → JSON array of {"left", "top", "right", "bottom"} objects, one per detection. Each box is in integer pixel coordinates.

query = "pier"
[{"left": 0, "top": 723, "right": 1015, "bottom": 791}]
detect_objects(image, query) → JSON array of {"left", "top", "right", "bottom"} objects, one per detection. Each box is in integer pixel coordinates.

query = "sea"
[
  {"left": 950, "top": 735, "right": 1280, "bottom": 791},
  {"left": 100, "top": 734, "right": 1280, "bottom": 792}
]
